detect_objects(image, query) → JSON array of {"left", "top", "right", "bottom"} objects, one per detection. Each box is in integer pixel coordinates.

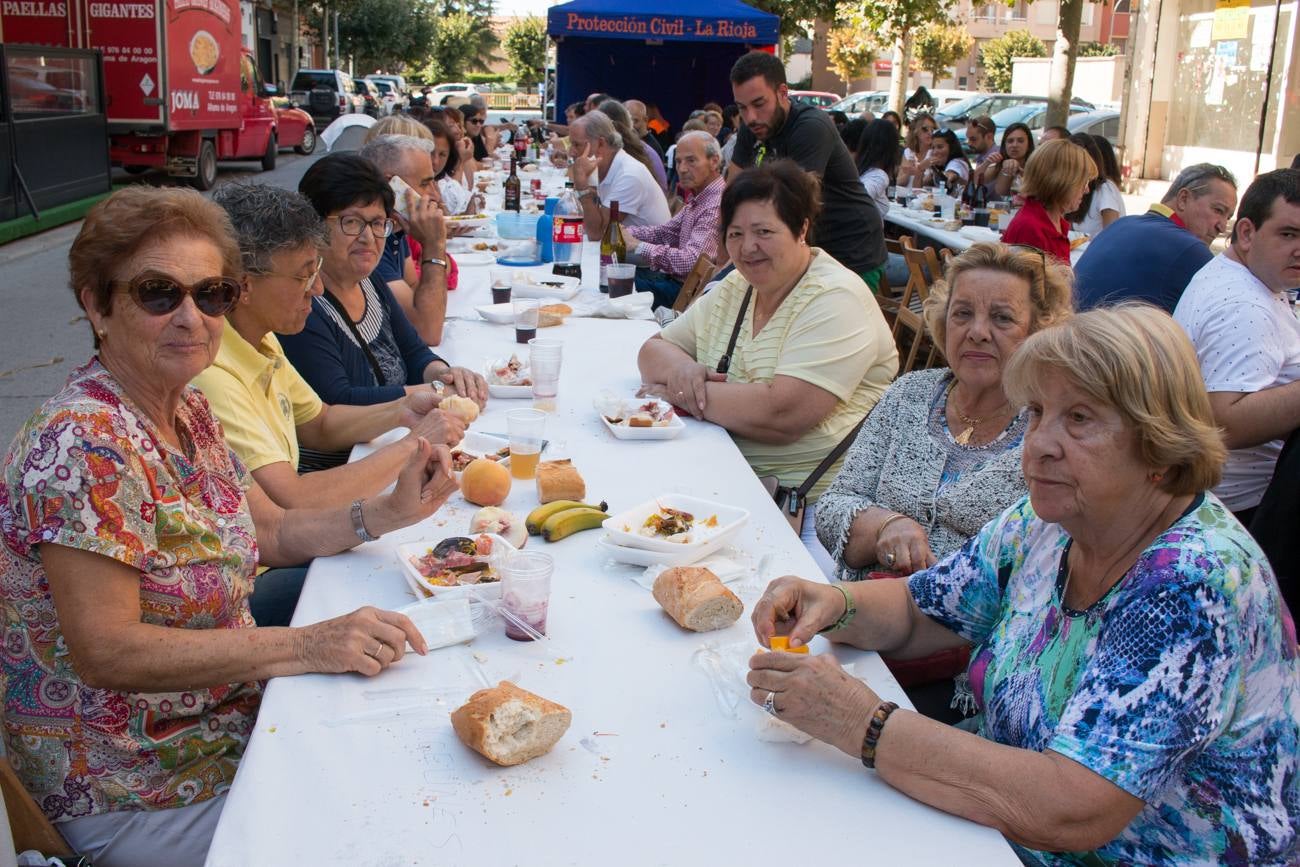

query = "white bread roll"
[
  {"left": 441, "top": 394, "right": 480, "bottom": 424},
  {"left": 450, "top": 681, "right": 571, "bottom": 766},
  {"left": 652, "top": 566, "right": 743, "bottom": 632},
  {"left": 536, "top": 459, "right": 585, "bottom": 503}
]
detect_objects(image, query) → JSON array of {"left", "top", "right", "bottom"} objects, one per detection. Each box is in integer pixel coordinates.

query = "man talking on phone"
[{"left": 359, "top": 134, "right": 455, "bottom": 346}]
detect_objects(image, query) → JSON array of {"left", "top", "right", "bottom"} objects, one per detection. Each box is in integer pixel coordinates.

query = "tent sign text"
[{"left": 563, "top": 12, "right": 758, "bottom": 40}]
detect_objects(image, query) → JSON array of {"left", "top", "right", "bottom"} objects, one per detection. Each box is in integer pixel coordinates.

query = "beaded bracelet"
[
  {"left": 818, "top": 583, "right": 857, "bottom": 634},
  {"left": 860, "top": 700, "right": 899, "bottom": 769}
]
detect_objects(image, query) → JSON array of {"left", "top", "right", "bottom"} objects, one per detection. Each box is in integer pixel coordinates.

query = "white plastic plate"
[
  {"left": 510, "top": 274, "right": 580, "bottom": 300},
  {"left": 602, "top": 494, "right": 749, "bottom": 554},
  {"left": 475, "top": 303, "right": 514, "bottom": 324},
  {"left": 483, "top": 361, "right": 533, "bottom": 399},
  {"left": 397, "top": 533, "right": 515, "bottom": 601}
]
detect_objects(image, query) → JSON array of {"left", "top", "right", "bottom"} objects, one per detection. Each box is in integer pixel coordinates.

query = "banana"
[
  {"left": 526, "top": 500, "right": 608, "bottom": 535},
  {"left": 540, "top": 507, "right": 608, "bottom": 542}
]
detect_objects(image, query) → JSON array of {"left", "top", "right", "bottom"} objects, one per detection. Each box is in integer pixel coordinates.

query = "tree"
[
  {"left": 841, "top": 0, "right": 956, "bottom": 114},
  {"left": 422, "top": 9, "right": 497, "bottom": 81},
  {"left": 335, "top": 0, "right": 437, "bottom": 71},
  {"left": 503, "top": 16, "right": 547, "bottom": 87},
  {"left": 826, "top": 26, "right": 877, "bottom": 89},
  {"left": 913, "top": 20, "right": 973, "bottom": 85},
  {"left": 978, "top": 28, "right": 1046, "bottom": 92},
  {"left": 747, "top": 0, "right": 841, "bottom": 39}
]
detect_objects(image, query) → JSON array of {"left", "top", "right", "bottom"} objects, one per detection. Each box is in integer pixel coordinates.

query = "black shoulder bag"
[
  {"left": 717, "top": 285, "right": 865, "bottom": 535},
  {"left": 321, "top": 288, "right": 387, "bottom": 386}
]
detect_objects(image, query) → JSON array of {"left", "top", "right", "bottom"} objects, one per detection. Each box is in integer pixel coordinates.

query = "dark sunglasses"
[{"left": 108, "top": 275, "right": 243, "bottom": 317}]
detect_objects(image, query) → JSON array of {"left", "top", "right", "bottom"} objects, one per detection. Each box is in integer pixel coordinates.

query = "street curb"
[{"left": 0, "top": 192, "right": 110, "bottom": 246}]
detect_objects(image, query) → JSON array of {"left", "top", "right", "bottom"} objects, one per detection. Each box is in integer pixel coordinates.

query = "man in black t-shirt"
[{"left": 728, "top": 51, "right": 886, "bottom": 286}]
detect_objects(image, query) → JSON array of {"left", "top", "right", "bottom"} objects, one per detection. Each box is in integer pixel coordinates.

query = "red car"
[{"left": 273, "top": 101, "right": 318, "bottom": 155}]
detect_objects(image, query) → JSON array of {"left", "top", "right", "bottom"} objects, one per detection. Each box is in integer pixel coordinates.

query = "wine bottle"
[
  {"left": 599, "top": 200, "right": 626, "bottom": 291},
  {"left": 504, "top": 155, "right": 521, "bottom": 212}
]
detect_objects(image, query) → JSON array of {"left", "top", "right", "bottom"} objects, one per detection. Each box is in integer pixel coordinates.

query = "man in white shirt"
[
  {"left": 1174, "top": 168, "right": 1300, "bottom": 520},
  {"left": 567, "top": 109, "right": 670, "bottom": 239}
]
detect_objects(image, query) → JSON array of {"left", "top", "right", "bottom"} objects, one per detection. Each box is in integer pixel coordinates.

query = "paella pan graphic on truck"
[{"left": 188, "top": 28, "right": 219, "bottom": 75}]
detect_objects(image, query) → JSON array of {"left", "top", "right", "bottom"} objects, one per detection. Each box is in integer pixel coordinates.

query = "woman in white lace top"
[{"left": 816, "top": 243, "right": 1074, "bottom": 581}]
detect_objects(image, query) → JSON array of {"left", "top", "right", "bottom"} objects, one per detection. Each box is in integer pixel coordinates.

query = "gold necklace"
[{"left": 946, "top": 380, "right": 1009, "bottom": 446}]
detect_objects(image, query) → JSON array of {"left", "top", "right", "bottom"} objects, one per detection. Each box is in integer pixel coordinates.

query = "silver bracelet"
[{"left": 351, "top": 499, "right": 379, "bottom": 543}]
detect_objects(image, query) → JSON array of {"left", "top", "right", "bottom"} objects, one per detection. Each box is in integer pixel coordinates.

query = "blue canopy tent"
[{"left": 546, "top": 0, "right": 778, "bottom": 130}]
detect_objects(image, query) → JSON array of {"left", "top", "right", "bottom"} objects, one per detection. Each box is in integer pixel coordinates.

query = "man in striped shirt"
[{"left": 626, "top": 131, "right": 724, "bottom": 309}]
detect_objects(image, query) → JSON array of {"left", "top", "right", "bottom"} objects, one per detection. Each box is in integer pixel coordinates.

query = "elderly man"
[
  {"left": 197, "top": 184, "right": 465, "bottom": 623},
  {"left": 358, "top": 134, "right": 454, "bottom": 346},
  {"left": 727, "top": 51, "right": 887, "bottom": 287},
  {"left": 624, "top": 131, "right": 724, "bottom": 308},
  {"left": 568, "top": 109, "right": 671, "bottom": 239},
  {"left": 625, "top": 98, "right": 666, "bottom": 163},
  {"left": 1174, "top": 168, "right": 1300, "bottom": 522},
  {"left": 1076, "top": 163, "right": 1238, "bottom": 312}
]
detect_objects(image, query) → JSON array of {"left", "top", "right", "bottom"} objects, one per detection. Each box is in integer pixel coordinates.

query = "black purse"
[{"left": 717, "top": 285, "right": 864, "bottom": 535}]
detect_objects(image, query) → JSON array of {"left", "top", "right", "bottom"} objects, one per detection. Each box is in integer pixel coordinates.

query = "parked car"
[
  {"left": 953, "top": 101, "right": 1091, "bottom": 148},
  {"left": 430, "top": 82, "right": 486, "bottom": 106},
  {"left": 272, "top": 101, "right": 318, "bottom": 155},
  {"left": 366, "top": 73, "right": 408, "bottom": 96},
  {"left": 289, "top": 69, "right": 365, "bottom": 125},
  {"left": 367, "top": 77, "right": 405, "bottom": 114},
  {"left": 937, "top": 93, "right": 1095, "bottom": 129},
  {"left": 926, "top": 89, "right": 978, "bottom": 111},
  {"left": 352, "top": 78, "right": 383, "bottom": 117},
  {"left": 788, "top": 90, "right": 842, "bottom": 109},
  {"left": 828, "top": 90, "right": 889, "bottom": 115},
  {"left": 1066, "top": 109, "right": 1121, "bottom": 147}
]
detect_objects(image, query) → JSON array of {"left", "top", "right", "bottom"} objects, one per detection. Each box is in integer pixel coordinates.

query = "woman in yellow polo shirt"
[{"left": 637, "top": 160, "right": 898, "bottom": 573}]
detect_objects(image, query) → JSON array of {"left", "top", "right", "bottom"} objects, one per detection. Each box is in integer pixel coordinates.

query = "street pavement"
[{"left": 0, "top": 150, "right": 326, "bottom": 451}]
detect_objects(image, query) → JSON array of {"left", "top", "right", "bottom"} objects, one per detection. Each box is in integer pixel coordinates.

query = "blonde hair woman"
[
  {"left": 1001, "top": 138, "right": 1098, "bottom": 262},
  {"left": 752, "top": 304, "right": 1299, "bottom": 866}
]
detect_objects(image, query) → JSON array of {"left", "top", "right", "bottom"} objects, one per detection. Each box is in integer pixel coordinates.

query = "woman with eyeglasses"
[
  {"left": 278, "top": 154, "right": 485, "bottom": 470},
  {"left": 0, "top": 186, "right": 460, "bottom": 866}
]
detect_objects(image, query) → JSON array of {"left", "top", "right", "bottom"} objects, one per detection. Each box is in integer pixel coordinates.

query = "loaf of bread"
[
  {"left": 440, "top": 394, "right": 480, "bottom": 424},
  {"left": 652, "top": 566, "right": 743, "bottom": 632},
  {"left": 450, "top": 681, "right": 572, "bottom": 766},
  {"left": 539, "top": 303, "right": 572, "bottom": 328},
  {"left": 536, "top": 459, "right": 585, "bottom": 503}
]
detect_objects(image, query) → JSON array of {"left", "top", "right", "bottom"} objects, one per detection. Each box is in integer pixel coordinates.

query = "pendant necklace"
[{"left": 946, "top": 380, "right": 1009, "bottom": 446}]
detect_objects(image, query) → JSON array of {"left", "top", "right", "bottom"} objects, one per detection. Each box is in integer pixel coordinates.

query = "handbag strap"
[
  {"left": 320, "top": 287, "right": 386, "bottom": 386},
  {"left": 793, "top": 415, "right": 867, "bottom": 501},
  {"left": 716, "top": 284, "right": 753, "bottom": 375}
]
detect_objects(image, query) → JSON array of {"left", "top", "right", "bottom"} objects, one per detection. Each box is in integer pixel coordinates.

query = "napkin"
[{"left": 568, "top": 292, "right": 655, "bottom": 321}]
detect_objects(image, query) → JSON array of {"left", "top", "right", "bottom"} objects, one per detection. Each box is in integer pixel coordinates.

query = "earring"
[
  {"left": 1149, "top": 472, "right": 1164, "bottom": 483},
  {"left": 96, "top": 329, "right": 106, "bottom": 340}
]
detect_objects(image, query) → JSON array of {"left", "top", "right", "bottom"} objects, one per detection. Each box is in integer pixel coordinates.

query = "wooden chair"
[
  {"left": 0, "top": 758, "right": 72, "bottom": 858},
  {"left": 895, "top": 239, "right": 941, "bottom": 373},
  {"left": 875, "top": 235, "right": 911, "bottom": 323},
  {"left": 672, "top": 253, "right": 714, "bottom": 313}
]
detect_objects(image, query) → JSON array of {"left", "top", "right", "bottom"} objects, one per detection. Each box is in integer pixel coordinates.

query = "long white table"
[
  {"left": 884, "top": 207, "right": 1089, "bottom": 265},
  {"left": 206, "top": 240, "right": 1018, "bottom": 865}
]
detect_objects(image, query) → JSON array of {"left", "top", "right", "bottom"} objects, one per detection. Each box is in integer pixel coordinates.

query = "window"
[
  {"left": 7, "top": 53, "right": 97, "bottom": 117},
  {"left": 240, "top": 54, "right": 253, "bottom": 93}
]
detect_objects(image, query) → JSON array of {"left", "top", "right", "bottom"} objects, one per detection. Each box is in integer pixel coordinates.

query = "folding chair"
[
  {"left": 672, "top": 253, "right": 715, "bottom": 313},
  {"left": 0, "top": 758, "right": 72, "bottom": 858},
  {"left": 875, "top": 234, "right": 911, "bottom": 324}
]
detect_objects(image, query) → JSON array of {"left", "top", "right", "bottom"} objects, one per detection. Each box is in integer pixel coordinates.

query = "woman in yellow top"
[{"left": 637, "top": 160, "right": 899, "bottom": 573}]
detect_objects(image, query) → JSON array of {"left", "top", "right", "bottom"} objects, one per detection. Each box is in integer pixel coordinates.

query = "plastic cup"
[
  {"left": 528, "top": 338, "right": 563, "bottom": 401},
  {"left": 607, "top": 262, "right": 636, "bottom": 299},
  {"left": 506, "top": 408, "right": 546, "bottom": 479},
  {"left": 490, "top": 268, "right": 513, "bottom": 304},
  {"left": 513, "top": 298, "right": 539, "bottom": 345},
  {"left": 500, "top": 551, "right": 553, "bottom": 640}
]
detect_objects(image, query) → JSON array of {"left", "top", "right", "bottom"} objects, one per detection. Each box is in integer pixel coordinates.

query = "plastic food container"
[{"left": 496, "top": 211, "right": 540, "bottom": 240}]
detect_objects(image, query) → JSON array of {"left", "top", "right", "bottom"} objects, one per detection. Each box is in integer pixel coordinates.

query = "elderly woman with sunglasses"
[
  {"left": 750, "top": 306, "right": 1300, "bottom": 866},
  {"left": 0, "top": 187, "right": 461, "bottom": 867},
  {"left": 279, "top": 153, "right": 485, "bottom": 471}
]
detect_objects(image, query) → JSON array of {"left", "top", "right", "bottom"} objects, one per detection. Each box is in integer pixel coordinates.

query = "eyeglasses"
[
  {"left": 330, "top": 215, "right": 394, "bottom": 238},
  {"left": 252, "top": 256, "right": 323, "bottom": 294},
  {"left": 466, "top": 118, "right": 483, "bottom": 125},
  {"left": 108, "top": 275, "right": 243, "bottom": 317}
]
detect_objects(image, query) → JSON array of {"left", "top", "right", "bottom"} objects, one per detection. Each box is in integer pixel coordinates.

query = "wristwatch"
[
  {"left": 575, "top": 187, "right": 597, "bottom": 202},
  {"left": 421, "top": 255, "right": 448, "bottom": 268}
]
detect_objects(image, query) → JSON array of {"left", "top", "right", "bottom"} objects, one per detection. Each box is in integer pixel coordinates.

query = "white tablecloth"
[
  {"left": 884, "top": 207, "right": 1089, "bottom": 266},
  {"left": 205, "top": 242, "right": 1018, "bottom": 866}
]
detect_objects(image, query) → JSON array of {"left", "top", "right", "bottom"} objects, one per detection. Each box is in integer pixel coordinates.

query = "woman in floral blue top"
[{"left": 747, "top": 306, "right": 1300, "bottom": 865}]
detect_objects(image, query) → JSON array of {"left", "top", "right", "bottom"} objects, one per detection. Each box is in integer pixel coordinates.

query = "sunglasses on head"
[
  {"left": 108, "top": 274, "right": 243, "bottom": 317},
  {"left": 1008, "top": 244, "right": 1048, "bottom": 281}
]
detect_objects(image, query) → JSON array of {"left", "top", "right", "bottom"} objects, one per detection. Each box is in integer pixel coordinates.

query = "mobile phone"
[{"left": 389, "top": 175, "right": 416, "bottom": 220}]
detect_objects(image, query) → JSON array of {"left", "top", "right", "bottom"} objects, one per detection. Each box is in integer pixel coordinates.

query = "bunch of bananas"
[{"left": 525, "top": 500, "right": 609, "bottom": 542}]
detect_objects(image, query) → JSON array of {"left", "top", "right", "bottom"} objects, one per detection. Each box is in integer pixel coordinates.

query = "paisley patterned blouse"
[
  {"left": 909, "top": 494, "right": 1300, "bottom": 865},
  {"left": 0, "top": 359, "right": 263, "bottom": 821}
]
